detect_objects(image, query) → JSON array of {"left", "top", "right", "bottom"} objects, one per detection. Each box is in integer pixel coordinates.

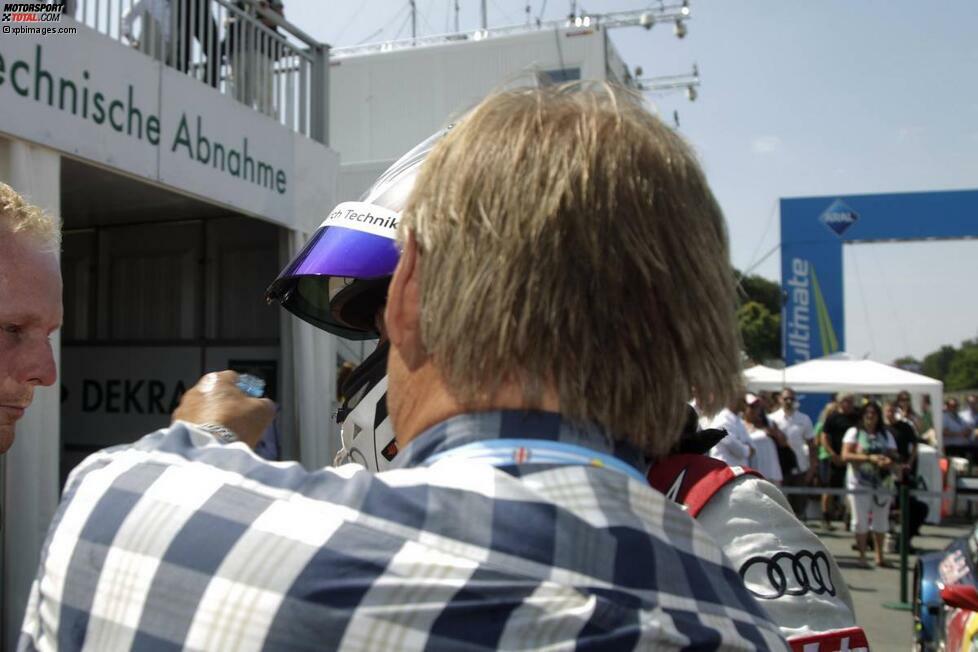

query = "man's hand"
[{"left": 172, "top": 371, "right": 275, "bottom": 449}]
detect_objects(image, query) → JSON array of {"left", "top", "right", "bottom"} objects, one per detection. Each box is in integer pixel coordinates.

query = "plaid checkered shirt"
[{"left": 20, "top": 410, "right": 787, "bottom": 651}]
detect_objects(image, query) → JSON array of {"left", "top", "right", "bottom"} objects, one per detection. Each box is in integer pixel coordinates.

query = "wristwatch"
[{"left": 195, "top": 423, "right": 240, "bottom": 444}]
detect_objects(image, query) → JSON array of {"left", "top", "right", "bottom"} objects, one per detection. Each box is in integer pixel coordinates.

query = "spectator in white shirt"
[
  {"left": 841, "top": 401, "right": 898, "bottom": 567},
  {"left": 744, "top": 394, "right": 785, "bottom": 485},
  {"left": 959, "top": 394, "right": 978, "bottom": 434},
  {"left": 769, "top": 387, "right": 817, "bottom": 516},
  {"left": 707, "top": 396, "right": 754, "bottom": 467}
]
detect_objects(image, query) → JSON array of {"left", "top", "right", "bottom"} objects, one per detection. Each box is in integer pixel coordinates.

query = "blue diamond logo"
[{"left": 819, "top": 199, "right": 859, "bottom": 237}]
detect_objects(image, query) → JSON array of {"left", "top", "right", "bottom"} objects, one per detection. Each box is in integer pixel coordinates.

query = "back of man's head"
[
  {"left": 0, "top": 182, "right": 61, "bottom": 253},
  {"left": 400, "top": 84, "right": 739, "bottom": 456}
]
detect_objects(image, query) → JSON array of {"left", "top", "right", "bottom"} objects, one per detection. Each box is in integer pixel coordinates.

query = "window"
[{"left": 538, "top": 67, "right": 581, "bottom": 86}]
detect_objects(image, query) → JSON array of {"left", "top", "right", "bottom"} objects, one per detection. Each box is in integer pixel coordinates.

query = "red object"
[
  {"left": 941, "top": 584, "right": 978, "bottom": 612},
  {"left": 945, "top": 605, "right": 972, "bottom": 652},
  {"left": 942, "top": 583, "right": 978, "bottom": 649},
  {"left": 787, "top": 626, "right": 870, "bottom": 651}
]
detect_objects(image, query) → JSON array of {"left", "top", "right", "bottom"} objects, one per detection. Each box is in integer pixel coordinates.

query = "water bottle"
[{"left": 236, "top": 374, "right": 266, "bottom": 398}]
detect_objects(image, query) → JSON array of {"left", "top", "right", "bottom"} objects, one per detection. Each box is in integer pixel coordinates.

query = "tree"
[
  {"left": 738, "top": 300, "right": 781, "bottom": 364},
  {"left": 893, "top": 356, "right": 922, "bottom": 372},
  {"left": 734, "top": 271, "right": 782, "bottom": 363},
  {"left": 946, "top": 347, "right": 978, "bottom": 391},
  {"left": 922, "top": 345, "right": 958, "bottom": 382},
  {"left": 736, "top": 271, "right": 782, "bottom": 316}
]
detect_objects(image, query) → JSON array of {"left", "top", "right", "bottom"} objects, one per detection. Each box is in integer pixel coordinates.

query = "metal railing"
[
  {"left": 70, "top": 0, "right": 328, "bottom": 142},
  {"left": 330, "top": 3, "right": 692, "bottom": 60}
]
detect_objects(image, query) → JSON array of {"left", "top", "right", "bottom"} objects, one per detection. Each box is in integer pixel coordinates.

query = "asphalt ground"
[{"left": 811, "top": 515, "right": 973, "bottom": 650}]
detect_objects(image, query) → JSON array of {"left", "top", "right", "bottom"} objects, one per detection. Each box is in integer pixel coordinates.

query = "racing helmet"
[
  {"left": 266, "top": 128, "right": 448, "bottom": 471},
  {"left": 266, "top": 128, "right": 445, "bottom": 339}
]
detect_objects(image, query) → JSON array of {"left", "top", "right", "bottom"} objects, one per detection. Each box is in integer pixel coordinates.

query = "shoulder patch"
[{"left": 648, "top": 454, "right": 762, "bottom": 518}]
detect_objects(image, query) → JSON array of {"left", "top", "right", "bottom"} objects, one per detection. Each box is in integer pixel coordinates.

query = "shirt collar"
[{"left": 391, "top": 409, "right": 646, "bottom": 474}]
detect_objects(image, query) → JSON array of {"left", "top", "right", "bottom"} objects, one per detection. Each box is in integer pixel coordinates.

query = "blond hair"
[
  {"left": 400, "top": 84, "right": 740, "bottom": 456},
  {"left": 0, "top": 182, "right": 61, "bottom": 252},
  {"left": 816, "top": 401, "right": 838, "bottom": 425}
]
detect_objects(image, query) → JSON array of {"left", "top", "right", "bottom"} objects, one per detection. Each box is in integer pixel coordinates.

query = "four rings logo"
[{"left": 739, "top": 549, "right": 836, "bottom": 600}]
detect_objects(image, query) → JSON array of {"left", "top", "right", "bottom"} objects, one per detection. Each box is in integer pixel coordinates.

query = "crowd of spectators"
[{"left": 703, "top": 386, "right": 968, "bottom": 567}]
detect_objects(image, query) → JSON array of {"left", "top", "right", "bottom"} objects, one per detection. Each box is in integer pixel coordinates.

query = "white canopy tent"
[
  {"left": 743, "top": 364, "right": 787, "bottom": 388},
  {"left": 744, "top": 353, "right": 944, "bottom": 449}
]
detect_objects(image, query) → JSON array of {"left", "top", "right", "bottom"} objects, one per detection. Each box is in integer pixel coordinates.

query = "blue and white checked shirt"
[{"left": 21, "top": 410, "right": 787, "bottom": 651}]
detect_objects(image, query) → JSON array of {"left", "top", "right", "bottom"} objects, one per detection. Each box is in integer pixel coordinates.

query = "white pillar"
[
  {"left": 282, "top": 230, "right": 340, "bottom": 471},
  {"left": 0, "top": 137, "right": 61, "bottom": 650}
]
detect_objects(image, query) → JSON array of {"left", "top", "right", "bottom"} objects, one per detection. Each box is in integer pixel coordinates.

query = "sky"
[{"left": 283, "top": 0, "right": 978, "bottom": 364}]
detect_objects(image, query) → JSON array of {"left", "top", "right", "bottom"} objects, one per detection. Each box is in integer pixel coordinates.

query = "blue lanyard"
[{"left": 425, "top": 438, "right": 647, "bottom": 483}]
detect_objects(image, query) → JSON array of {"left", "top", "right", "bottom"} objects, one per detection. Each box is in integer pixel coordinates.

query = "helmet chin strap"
[
  {"left": 335, "top": 341, "right": 389, "bottom": 424},
  {"left": 334, "top": 376, "right": 398, "bottom": 472}
]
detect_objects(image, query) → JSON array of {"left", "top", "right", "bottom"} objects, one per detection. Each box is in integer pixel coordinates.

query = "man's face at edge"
[{"left": 0, "top": 233, "right": 62, "bottom": 454}]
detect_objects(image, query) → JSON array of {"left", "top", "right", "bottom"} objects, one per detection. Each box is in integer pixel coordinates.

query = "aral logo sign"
[{"left": 819, "top": 199, "right": 859, "bottom": 237}]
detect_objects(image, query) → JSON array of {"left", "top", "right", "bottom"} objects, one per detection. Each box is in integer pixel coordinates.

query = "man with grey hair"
[
  {"left": 960, "top": 394, "right": 978, "bottom": 436},
  {"left": 0, "top": 182, "right": 61, "bottom": 456},
  {"left": 943, "top": 396, "right": 974, "bottom": 459},
  {"left": 22, "top": 86, "right": 787, "bottom": 650}
]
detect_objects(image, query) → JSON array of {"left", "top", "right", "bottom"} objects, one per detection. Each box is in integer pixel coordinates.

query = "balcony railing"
[{"left": 71, "top": 0, "right": 328, "bottom": 143}]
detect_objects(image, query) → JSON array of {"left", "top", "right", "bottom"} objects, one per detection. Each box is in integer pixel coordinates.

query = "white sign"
[
  {"left": 0, "top": 22, "right": 337, "bottom": 228},
  {"left": 0, "top": 27, "right": 161, "bottom": 181},
  {"left": 157, "top": 66, "right": 294, "bottom": 222}
]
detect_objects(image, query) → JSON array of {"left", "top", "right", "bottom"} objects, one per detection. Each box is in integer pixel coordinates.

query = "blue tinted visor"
[{"left": 266, "top": 202, "right": 400, "bottom": 339}]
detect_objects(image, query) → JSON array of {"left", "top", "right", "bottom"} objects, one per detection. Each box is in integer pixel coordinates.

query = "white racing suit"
[
  {"left": 334, "top": 344, "right": 399, "bottom": 472},
  {"left": 649, "top": 454, "right": 869, "bottom": 651}
]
